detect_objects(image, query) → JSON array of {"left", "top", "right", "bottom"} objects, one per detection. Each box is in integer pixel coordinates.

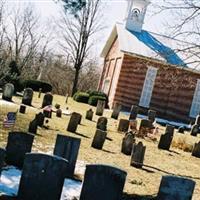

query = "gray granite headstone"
[
  {"left": 91, "top": 129, "right": 107, "bottom": 150},
  {"left": 0, "top": 148, "right": 6, "bottom": 176},
  {"left": 86, "top": 109, "right": 94, "bottom": 121},
  {"left": 157, "top": 176, "right": 195, "bottom": 200},
  {"left": 192, "top": 142, "right": 200, "bottom": 158},
  {"left": 129, "top": 105, "right": 138, "bottom": 121},
  {"left": 67, "top": 112, "right": 81, "bottom": 133},
  {"left": 2, "top": 83, "right": 14, "bottom": 101},
  {"left": 96, "top": 100, "right": 105, "bottom": 116},
  {"left": 118, "top": 119, "right": 129, "bottom": 132},
  {"left": 97, "top": 117, "right": 107, "bottom": 131},
  {"left": 22, "top": 88, "right": 33, "bottom": 106},
  {"left": 111, "top": 103, "right": 121, "bottom": 120},
  {"left": 121, "top": 131, "right": 135, "bottom": 155},
  {"left": 42, "top": 93, "right": 53, "bottom": 108},
  {"left": 5, "top": 132, "right": 34, "bottom": 169},
  {"left": 80, "top": 164, "right": 127, "bottom": 200},
  {"left": 53, "top": 134, "right": 81, "bottom": 177},
  {"left": 17, "top": 153, "right": 69, "bottom": 200}
]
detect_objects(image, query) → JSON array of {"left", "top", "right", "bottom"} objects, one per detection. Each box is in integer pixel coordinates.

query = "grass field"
[{"left": 0, "top": 92, "right": 200, "bottom": 200}]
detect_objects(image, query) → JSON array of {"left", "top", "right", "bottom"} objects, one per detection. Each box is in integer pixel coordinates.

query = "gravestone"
[
  {"left": 97, "top": 117, "right": 107, "bottom": 131},
  {"left": 22, "top": 88, "right": 33, "bottom": 106},
  {"left": 38, "top": 88, "right": 42, "bottom": 98},
  {"left": 53, "top": 134, "right": 81, "bottom": 177},
  {"left": 192, "top": 142, "right": 200, "bottom": 158},
  {"left": 96, "top": 100, "right": 105, "bottom": 116},
  {"left": 191, "top": 124, "right": 199, "bottom": 136},
  {"left": 2, "top": 83, "right": 14, "bottom": 101},
  {"left": 130, "top": 120, "right": 137, "bottom": 131},
  {"left": 91, "top": 129, "right": 107, "bottom": 150},
  {"left": 19, "top": 104, "right": 26, "bottom": 114},
  {"left": 178, "top": 126, "right": 185, "bottom": 134},
  {"left": 148, "top": 110, "right": 156, "bottom": 123},
  {"left": 43, "top": 109, "right": 52, "bottom": 118},
  {"left": 0, "top": 148, "right": 6, "bottom": 176},
  {"left": 157, "top": 176, "right": 195, "bottom": 200},
  {"left": 121, "top": 131, "right": 136, "bottom": 155},
  {"left": 35, "top": 112, "right": 45, "bottom": 127},
  {"left": 138, "top": 119, "right": 153, "bottom": 138},
  {"left": 56, "top": 109, "right": 62, "bottom": 118},
  {"left": 195, "top": 115, "right": 200, "bottom": 125},
  {"left": 158, "top": 125, "right": 174, "bottom": 151},
  {"left": 86, "top": 109, "right": 94, "bottom": 121},
  {"left": 130, "top": 142, "right": 146, "bottom": 168},
  {"left": 42, "top": 93, "right": 53, "bottom": 108},
  {"left": 28, "top": 119, "right": 38, "bottom": 134},
  {"left": 118, "top": 119, "right": 129, "bottom": 132},
  {"left": 67, "top": 112, "right": 81, "bottom": 133},
  {"left": 129, "top": 105, "right": 138, "bottom": 120},
  {"left": 17, "top": 153, "right": 69, "bottom": 200},
  {"left": 79, "top": 164, "right": 127, "bottom": 200},
  {"left": 111, "top": 103, "right": 121, "bottom": 120},
  {"left": 5, "top": 132, "right": 34, "bottom": 169}
]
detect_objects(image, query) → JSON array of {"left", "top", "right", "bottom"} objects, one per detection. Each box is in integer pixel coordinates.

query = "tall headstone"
[
  {"left": 53, "top": 134, "right": 81, "bottom": 177},
  {"left": 148, "top": 110, "right": 156, "bottom": 123},
  {"left": 79, "top": 164, "right": 127, "bottom": 200},
  {"left": 86, "top": 109, "right": 94, "bottom": 121},
  {"left": 157, "top": 176, "right": 195, "bottom": 200},
  {"left": 191, "top": 124, "right": 199, "bottom": 136},
  {"left": 97, "top": 117, "right": 107, "bottom": 131},
  {"left": 28, "top": 119, "right": 38, "bottom": 134},
  {"left": 18, "top": 153, "right": 69, "bottom": 200},
  {"left": 19, "top": 104, "right": 26, "bottom": 114},
  {"left": 191, "top": 142, "right": 200, "bottom": 158},
  {"left": 91, "top": 129, "right": 107, "bottom": 150},
  {"left": 2, "top": 83, "right": 14, "bottom": 101},
  {"left": 42, "top": 93, "right": 53, "bottom": 108},
  {"left": 121, "top": 131, "right": 135, "bottom": 155},
  {"left": 0, "top": 148, "right": 6, "bottom": 176},
  {"left": 96, "top": 100, "right": 105, "bottom": 116},
  {"left": 5, "top": 132, "right": 34, "bottom": 169},
  {"left": 130, "top": 120, "right": 137, "bottom": 131},
  {"left": 130, "top": 142, "right": 146, "bottom": 168},
  {"left": 111, "top": 103, "right": 121, "bottom": 120},
  {"left": 118, "top": 119, "right": 129, "bottom": 132},
  {"left": 67, "top": 112, "right": 81, "bottom": 133},
  {"left": 22, "top": 88, "right": 33, "bottom": 106},
  {"left": 35, "top": 112, "right": 45, "bottom": 127},
  {"left": 129, "top": 105, "right": 138, "bottom": 121}
]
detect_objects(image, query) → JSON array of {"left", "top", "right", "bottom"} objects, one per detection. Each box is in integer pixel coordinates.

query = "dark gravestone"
[
  {"left": 56, "top": 109, "right": 62, "bottom": 118},
  {"left": 80, "top": 164, "right": 127, "bottom": 200},
  {"left": 111, "top": 103, "right": 121, "bottom": 120},
  {"left": 96, "top": 100, "right": 105, "bottom": 116},
  {"left": 158, "top": 125, "right": 174, "bottom": 151},
  {"left": 22, "top": 88, "right": 33, "bottom": 106},
  {"left": 157, "top": 176, "right": 196, "bottom": 200},
  {"left": 43, "top": 109, "right": 52, "bottom": 118},
  {"left": 35, "top": 112, "right": 45, "bottom": 127},
  {"left": 130, "top": 142, "right": 146, "bottom": 168},
  {"left": 129, "top": 105, "right": 138, "bottom": 121},
  {"left": 191, "top": 124, "right": 199, "bottom": 136},
  {"left": 2, "top": 83, "right": 14, "bottom": 101},
  {"left": 91, "top": 129, "right": 107, "bottom": 150},
  {"left": 42, "top": 93, "right": 53, "bottom": 108},
  {"left": 192, "top": 142, "right": 200, "bottom": 158},
  {"left": 67, "top": 112, "right": 81, "bottom": 133},
  {"left": 96, "top": 117, "right": 107, "bottom": 131},
  {"left": 121, "top": 131, "right": 136, "bottom": 155},
  {"left": 5, "top": 132, "right": 34, "bottom": 169},
  {"left": 17, "top": 153, "right": 69, "bottom": 200},
  {"left": 130, "top": 120, "right": 137, "bottom": 131},
  {"left": 86, "top": 109, "right": 93, "bottom": 121},
  {"left": 0, "top": 148, "right": 6, "bottom": 176},
  {"left": 178, "top": 126, "right": 185, "bottom": 134},
  {"left": 118, "top": 119, "right": 129, "bottom": 132},
  {"left": 53, "top": 134, "right": 81, "bottom": 177},
  {"left": 19, "top": 105, "right": 26, "bottom": 114},
  {"left": 148, "top": 110, "right": 156, "bottom": 123},
  {"left": 138, "top": 119, "right": 153, "bottom": 137},
  {"left": 28, "top": 119, "right": 38, "bottom": 134}
]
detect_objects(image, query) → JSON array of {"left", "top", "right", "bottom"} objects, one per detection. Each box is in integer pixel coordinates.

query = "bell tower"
[{"left": 125, "top": 0, "right": 150, "bottom": 32}]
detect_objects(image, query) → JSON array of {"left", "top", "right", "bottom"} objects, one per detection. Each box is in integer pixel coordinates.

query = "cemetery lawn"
[{"left": 1, "top": 93, "right": 200, "bottom": 200}]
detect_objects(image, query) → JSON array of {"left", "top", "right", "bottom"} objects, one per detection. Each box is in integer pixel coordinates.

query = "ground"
[{"left": 0, "top": 92, "right": 200, "bottom": 200}]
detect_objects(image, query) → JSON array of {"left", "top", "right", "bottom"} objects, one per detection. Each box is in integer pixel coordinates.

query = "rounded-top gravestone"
[
  {"left": 2, "top": 83, "right": 15, "bottom": 101},
  {"left": 22, "top": 88, "right": 34, "bottom": 106},
  {"left": 42, "top": 93, "right": 53, "bottom": 108}
]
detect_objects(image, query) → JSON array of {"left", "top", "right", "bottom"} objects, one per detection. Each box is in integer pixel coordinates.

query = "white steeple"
[{"left": 125, "top": 0, "right": 150, "bottom": 33}]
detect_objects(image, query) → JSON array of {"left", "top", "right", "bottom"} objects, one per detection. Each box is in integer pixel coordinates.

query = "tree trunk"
[{"left": 71, "top": 68, "right": 80, "bottom": 96}]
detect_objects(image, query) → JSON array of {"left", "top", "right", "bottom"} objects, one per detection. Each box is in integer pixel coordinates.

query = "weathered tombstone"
[
  {"left": 17, "top": 153, "right": 69, "bottom": 200},
  {"left": 28, "top": 119, "right": 38, "bottom": 134},
  {"left": 19, "top": 104, "right": 26, "bottom": 114},
  {"left": 158, "top": 125, "right": 174, "bottom": 151},
  {"left": 130, "top": 120, "right": 137, "bottom": 131},
  {"left": 138, "top": 119, "right": 153, "bottom": 138},
  {"left": 118, "top": 119, "right": 129, "bottom": 132},
  {"left": 79, "top": 164, "right": 127, "bottom": 200},
  {"left": 121, "top": 131, "right": 136, "bottom": 155},
  {"left": 191, "top": 124, "right": 199, "bottom": 136},
  {"left": 22, "top": 88, "right": 33, "bottom": 106},
  {"left": 129, "top": 105, "right": 138, "bottom": 120},
  {"left": 111, "top": 103, "right": 121, "bottom": 120},
  {"left": 192, "top": 142, "right": 200, "bottom": 158},
  {"left": 97, "top": 117, "right": 107, "bottom": 131},
  {"left": 53, "top": 134, "right": 81, "bottom": 177},
  {"left": 157, "top": 176, "right": 196, "bottom": 200},
  {"left": 38, "top": 88, "right": 42, "bottom": 98},
  {"left": 67, "top": 112, "right": 81, "bottom": 133},
  {"left": 178, "top": 126, "right": 185, "bottom": 134},
  {"left": 86, "top": 109, "right": 94, "bottom": 121},
  {"left": 5, "top": 132, "right": 34, "bottom": 169},
  {"left": 0, "top": 148, "right": 6, "bottom": 176},
  {"left": 148, "top": 110, "right": 156, "bottom": 123},
  {"left": 91, "top": 129, "right": 107, "bottom": 150},
  {"left": 35, "top": 112, "right": 45, "bottom": 127},
  {"left": 56, "top": 109, "right": 62, "bottom": 118},
  {"left": 96, "top": 100, "right": 105, "bottom": 116},
  {"left": 42, "top": 92, "right": 53, "bottom": 108},
  {"left": 195, "top": 115, "right": 200, "bottom": 125},
  {"left": 130, "top": 142, "right": 146, "bottom": 168},
  {"left": 2, "top": 83, "right": 14, "bottom": 101}
]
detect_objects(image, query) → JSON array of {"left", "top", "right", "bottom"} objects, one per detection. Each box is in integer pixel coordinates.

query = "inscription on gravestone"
[
  {"left": 148, "top": 110, "right": 156, "bottom": 123},
  {"left": 19, "top": 104, "right": 26, "bottom": 114}
]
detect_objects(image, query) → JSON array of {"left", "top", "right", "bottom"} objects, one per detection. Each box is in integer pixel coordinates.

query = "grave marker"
[
  {"left": 148, "top": 110, "right": 156, "bottom": 123},
  {"left": 121, "top": 131, "right": 135, "bottom": 155},
  {"left": 22, "top": 88, "right": 33, "bottom": 106},
  {"left": 67, "top": 112, "right": 81, "bottom": 133},
  {"left": 96, "top": 100, "right": 105, "bottom": 116},
  {"left": 56, "top": 109, "right": 62, "bottom": 118},
  {"left": 2, "top": 83, "right": 14, "bottom": 101},
  {"left": 129, "top": 105, "right": 138, "bottom": 121},
  {"left": 86, "top": 109, "right": 94, "bottom": 121},
  {"left": 191, "top": 124, "right": 199, "bottom": 136},
  {"left": 111, "top": 103, "right": 121, "bottom": 120},
  {"left": 91, "top": 129, "right": 107, "bottom": 150},
  {"left": 192, "top": 142, "right": 200, "bottom": 158},
  {"left": 118, "top": 119, "right": 129, "bottom": 132},
  {"left": 97, "top": 117, "right": 107, "bottom": 131},
  {"left": 19, "top": 104, "right": 26, "bottom": 114},
  {"left": 42, "top": 93, "right": 53, "bottom": 108}
]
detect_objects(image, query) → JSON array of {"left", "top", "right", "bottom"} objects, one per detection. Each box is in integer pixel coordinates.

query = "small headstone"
[
  {"left": 5, "top": 132, "right": 34, "bottom": 169},
  {"left": 19, "top": 104, "right": 26, "bottom": 114},
  {"left": 121, "top": 131, "right": 136, "bottom": 155},
  {"left": 67, "top": 112, "right": 81, "bottom": 133},
  {"left": 86, "top": 109, "right": 93, "bottom": 121},
  {"left": 0, "top": 148, "right": 6, "bottom": 176},
  {"left": 192, "top": 142, "right": 200, "bottom": 158},
  {"left": 191, "top": 124, "right": 199, "bottom": 136},
  {"left": 28, "top": 119, "right": 38, "bottom": 134},
  {"left": 158, "top": 125, "right": 174, "bottom": 151},
  {"left": 79, "top": 164, "right": 127, "bottom": 200},
  {"left": 91, "top": 129, "right": 107, "bottom": 150},
  {"left": 96, "top": 100, "right": 105, "bottom": 116},
  {"left": 157, "top": 176, "right": 196, "bottom": 200},
  {"left": 138, "top": 119, "right": 153, "bottom": 138},
  {"left": 22, "top": 88, "right": 33, "bottom": 106},
  {"left": 2, "top": 83, "right": 14, "bottom": 101},
  {"left": 178, "top": 126, "right": 185, "bottom": 134},
  {"left": 17, "top": 153, "right": 69, "bottom": 200},
  {"left": 111, "top": 103, "right": 121, "bottom": 120},
  {"left": 35, "top": 112, "right": 45, "bottom": 127},
  {"left": 148, "top": 110, "right": 156, "bottom": 123},
  {"left": 129, "top": 120, "right": 137, "bottom": 131},
  {"left": 42, "top": 92, "right": 53, "bottom": 108},
  {"left": 195, "top": 115, "right": 200, "bottom": 125},
  {"left": 118, "top": 119, "right": 129, "bottom": 132},
  {"left": 97, "top": 117, "right": 107, "bottom": 131},
  {"left": 56, "top": 109, "right": 62, "bottom": 118},
  {"left": 43, "top": 110, "right": 52, "bottom": 118},
  {"left": 53, "top": 134, "right": 81, "bottom": 177},
  {"left": 130, "top": 142, "right": 146, "bottom": 168},
  {"left": 129, "top": 105, "right": 138, "bottom": 120}
]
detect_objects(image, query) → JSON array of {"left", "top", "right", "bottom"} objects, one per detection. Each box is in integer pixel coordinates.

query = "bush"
[
  {"left": 87, "top": 90, "right": 107, "bottom": 98},
  {"left": 24, "top": 80, "right": 52, "bottom": 93},
  {"left": 88, "top": 95, "right": 107, "bottom": 106},
  {"left": 74, "top": 92, "right": 89, "bottom": 103}
]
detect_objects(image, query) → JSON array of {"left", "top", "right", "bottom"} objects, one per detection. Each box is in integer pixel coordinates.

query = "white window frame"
[{"left": 102, "top": 78, "right": 110, "bottom": 95}]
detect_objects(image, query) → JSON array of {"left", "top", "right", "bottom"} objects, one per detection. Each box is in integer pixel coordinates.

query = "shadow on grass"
[
  {"left": 122, "top": 193, "right": 157, "bottom": 200},
  {"left": 102, "top": 149, "right": 116, "bottom": 154},
  {"left": 106, "top": 136, "right": 113, "bottom": 141},
  {"left": 74, "top": 132, "right": 90, "bottom": 139}
]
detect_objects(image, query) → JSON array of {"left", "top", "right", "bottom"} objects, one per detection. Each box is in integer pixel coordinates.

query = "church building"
[{"left": 98, "top": 0, "right": 200, "bottom": 123}]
